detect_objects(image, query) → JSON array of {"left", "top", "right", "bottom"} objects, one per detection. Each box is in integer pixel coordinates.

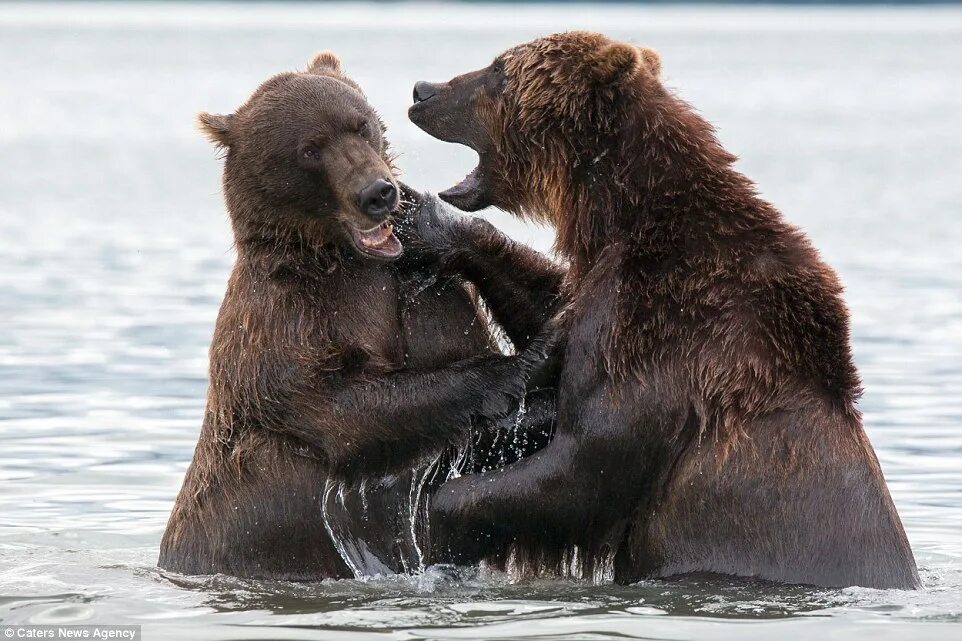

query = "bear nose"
[
  {"left": 413, "top": 81, "right": 439, "bottom": 104},
  {"left": 358, "top": 179, "right": 398, "bottom": 219}
]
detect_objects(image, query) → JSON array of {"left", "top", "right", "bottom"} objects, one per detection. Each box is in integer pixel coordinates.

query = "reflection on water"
[{"left": 1, "top": 3, "right": 961, "bottom": 640}]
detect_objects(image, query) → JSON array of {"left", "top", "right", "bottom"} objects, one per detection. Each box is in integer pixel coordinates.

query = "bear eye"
[
  {"left": 301, "top": 145, "right": 321, "bottom": 161},
  {"left": 356, "top": 121, "right": 369, "bottom": 135}
]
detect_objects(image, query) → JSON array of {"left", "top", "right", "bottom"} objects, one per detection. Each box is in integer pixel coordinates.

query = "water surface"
[{"left": 1, "top": 2, "right": 961, "bottom": 639}]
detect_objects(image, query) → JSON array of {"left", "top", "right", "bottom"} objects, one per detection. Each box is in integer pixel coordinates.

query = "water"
[{"left": 1, "top": 2, "right": 961, "bottom": 639}]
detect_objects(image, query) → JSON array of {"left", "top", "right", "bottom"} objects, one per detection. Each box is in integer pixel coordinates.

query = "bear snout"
[
  {"left": 413, "top": 81, "right": 440, "bottom": 104},
  {"left": 357, "top": 178, "right": 399, "bottom": 220}
]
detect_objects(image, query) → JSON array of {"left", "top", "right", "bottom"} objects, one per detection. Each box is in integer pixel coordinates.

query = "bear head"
[
  {"left": 408, "top": 31, "right": 661, "bottom": 223},
  {"left": 200, "top": 52, "right": 402, "bottom": 260}
]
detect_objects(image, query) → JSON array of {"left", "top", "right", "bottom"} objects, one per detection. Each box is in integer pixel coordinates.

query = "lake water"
[{"left": 1, "top": 2, "right": 961, "bottom": 639}]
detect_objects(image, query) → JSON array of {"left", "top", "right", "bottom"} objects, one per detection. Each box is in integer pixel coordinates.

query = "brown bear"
[
  {"left": 408, "top": 31, "right": 920, "bottom": 589},
  {"left": 157, "top": 52, "right": 560, "bottom": 580}
]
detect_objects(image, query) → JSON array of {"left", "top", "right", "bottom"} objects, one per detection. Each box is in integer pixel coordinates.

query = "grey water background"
[{"left": 1, "top": 2, "right": 961, "bottom": 639}]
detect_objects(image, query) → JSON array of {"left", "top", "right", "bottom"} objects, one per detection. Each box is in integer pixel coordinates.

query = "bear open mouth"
[
  {"left": 347, "top": 220, "right": 402, "bottom": 260},
  {"left": 439, "top": 157, "right": 487, "bottom": 212}
]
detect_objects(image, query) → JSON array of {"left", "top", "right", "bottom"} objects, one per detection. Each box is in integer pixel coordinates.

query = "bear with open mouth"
[
  {"left": 409, "top": 31, "right": 919, "bottom": 589},
  {"left": 158, "top": 52, "right": 562, "bottom": 580}
]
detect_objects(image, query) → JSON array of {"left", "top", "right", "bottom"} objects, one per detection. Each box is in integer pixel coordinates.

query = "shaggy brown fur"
[
  {"left": 158, "top": 54, "right": 559, "bottom": 579},
  {"left": 409, "top": 31, "right": 919, "bottom": 589}
]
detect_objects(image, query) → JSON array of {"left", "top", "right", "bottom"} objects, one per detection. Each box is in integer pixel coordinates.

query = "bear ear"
[
  {"left": 592, "top": 42, "right": 641, "bottom": 85},
  {"left": 637, "top": 46, "right": 661, "bottom": 78},
  {"left": 197, "top": 111, "right": 233, "bottom": 148},
  {"left": 307, "top": 50, "right": 342, "bottom": 75}
]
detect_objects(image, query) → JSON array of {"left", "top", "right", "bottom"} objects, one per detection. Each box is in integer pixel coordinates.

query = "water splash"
[
  {"left": 407, "top": 455, "right": 443, "bottom": 573},
  {"left": 498, "top": 543, "right": 617, "bottom": 585},
  {"left": 320, "top": 444, "right": 474, "bottom": 579},
  {"left": 321, "top": 477, "right": 395, "bottom": 578}
]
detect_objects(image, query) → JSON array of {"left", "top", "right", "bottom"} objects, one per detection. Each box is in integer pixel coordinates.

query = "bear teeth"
[{"left": 359, "top": 222, "right": 394, "bottom": 248}]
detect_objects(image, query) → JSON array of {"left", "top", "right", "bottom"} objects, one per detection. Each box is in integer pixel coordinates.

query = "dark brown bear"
[
  {"left": 158, "top": 53, "right": 559, "bottom": 580},
  {"left": 409, "top": 31, "right": 919, "bottom": 589}
]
